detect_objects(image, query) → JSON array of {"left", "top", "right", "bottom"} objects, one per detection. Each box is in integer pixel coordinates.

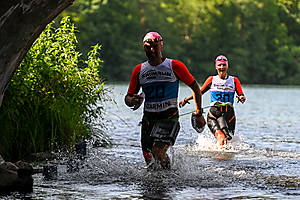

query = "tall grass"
[{"left": 0, "top": 17, "right": 105, "bottom": 161}]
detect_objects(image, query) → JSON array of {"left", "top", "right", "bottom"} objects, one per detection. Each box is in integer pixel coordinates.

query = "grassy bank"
[{"left": 0, "top": 17, "right": 105, "bottom": 161}]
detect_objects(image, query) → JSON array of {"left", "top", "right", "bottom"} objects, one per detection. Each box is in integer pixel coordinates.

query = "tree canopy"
[{"left": 62, "top": 0, "right": 300, "bottom": 85}]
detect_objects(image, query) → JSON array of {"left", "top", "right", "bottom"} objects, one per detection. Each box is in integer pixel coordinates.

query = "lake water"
[{"left": 3, "top": 84, "right": 300, "bottom": 199}]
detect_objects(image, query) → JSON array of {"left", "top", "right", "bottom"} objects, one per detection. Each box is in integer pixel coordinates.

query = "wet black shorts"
[
  {"left": 141, "top": 118, "right": 180, "bottom": 153},
  {"left": 207, "top": 103, "right": 236, "bottom": 134}
]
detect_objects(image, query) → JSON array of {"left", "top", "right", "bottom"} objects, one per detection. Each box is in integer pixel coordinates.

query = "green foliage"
[
  {"left": 0, "top": 17, "right": 105, "bottom": 161},
  {"left": 61, "top": 0, "right": 300, "bottom": 85}
]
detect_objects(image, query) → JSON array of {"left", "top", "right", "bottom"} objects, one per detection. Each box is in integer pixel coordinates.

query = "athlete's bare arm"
[{"left": 189, "top": 81, "right": 203, "bottom": 114}]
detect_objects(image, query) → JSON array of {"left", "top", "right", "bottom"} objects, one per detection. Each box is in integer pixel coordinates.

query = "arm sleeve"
[
  {"left": 234, "top": 77, "right": 244, "bottom": 96},
  {"left": 172, "top": 60, "right": 195, "bottom": 86},
  {"left": 200, "top": 76, "right": 213, "bottom": 94},
  {"left": 127, "top": 64, "right": 141, "bottom": 95}
]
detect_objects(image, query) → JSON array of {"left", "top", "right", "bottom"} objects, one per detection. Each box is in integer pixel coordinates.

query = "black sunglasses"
[{"left": 143, "top": 38, "right": 163, "bottom": 44}]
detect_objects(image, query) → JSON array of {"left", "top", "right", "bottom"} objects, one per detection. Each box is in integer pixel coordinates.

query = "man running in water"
[
  {"left": 125, "top": 32, "right": 206, "bottom": 169},
  {"left": 179, "top": 55, "right": 246, "bottom": 146}
]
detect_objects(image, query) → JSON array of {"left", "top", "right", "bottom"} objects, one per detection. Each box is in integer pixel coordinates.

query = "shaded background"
[{"left": 61, "top": 0, "right": 300, "bottom": 85}]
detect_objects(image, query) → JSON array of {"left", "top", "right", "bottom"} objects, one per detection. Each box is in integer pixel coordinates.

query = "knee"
[
  {"left": 143, "top": 151, "right": 152, "bottom": 160},
  {"left": 214, "top": 129, "right": 225, "bottom": 138},
  {"left": 207, "top": 117, "right": 219, "bottom": 134},
  {"left": 152, "top": 142, "right": 168, "bottom": 157},
  {"left": 214, "top": 130, "right": 226, "bottom": 145}
]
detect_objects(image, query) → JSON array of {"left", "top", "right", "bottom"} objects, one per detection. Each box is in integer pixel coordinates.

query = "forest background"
[{"left": 62, "top": 0, "right": 300, "bottom": 85}]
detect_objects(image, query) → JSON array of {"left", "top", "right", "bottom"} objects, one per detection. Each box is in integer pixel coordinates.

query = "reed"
[{"left": 0, "top": 17, "right": 105, "bottom": 161}]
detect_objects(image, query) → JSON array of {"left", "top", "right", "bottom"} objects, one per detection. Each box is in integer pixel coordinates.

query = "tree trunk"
[{"left": 0, "top": 0, "right": 75, "bottom": 106}]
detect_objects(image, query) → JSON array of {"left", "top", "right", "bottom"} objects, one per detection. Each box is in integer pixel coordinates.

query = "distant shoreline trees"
[{"left": 63, "top": 0, "right": 300, "bottom": 85}]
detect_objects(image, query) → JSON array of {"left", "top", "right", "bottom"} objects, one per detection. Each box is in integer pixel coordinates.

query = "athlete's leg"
[
  {"left": 207, "top": 111, "right": 226, "bottom": 146},
  {"left": 224, "top": 107, "right": 236, "bottom": 139},
  {"left": 152, "top": 141, "right": 170, "bottom": 169},
  {"left": 228, "top": 116, "right": 236, "bottom": 134},
  {"left": 148, "top": 119, "right": 179, "bottom": 169},
  {"left": 217, "top": 116, "right": 232, "bottom": 140},
  {"left": 227, "top": 108, "right": 236, "bottom": 134},
  {"left": 141, "top": 120, "right": 154, "bottom": 165},
  {"left": 214, "top": 130, "right": 226, "bottom": 146}
]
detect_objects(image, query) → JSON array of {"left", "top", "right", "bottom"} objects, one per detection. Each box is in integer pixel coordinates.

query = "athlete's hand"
[
  {"left": 131, "top": 93, "right": 145, "bottom": 110},
  {"left": 179, "top": 100, "right": 185, "bottom": 108},
  {"left": 191, "top": 113, "right": 206, "bottom": 133},
  {"left": 179, "top": 98, "right": 190, "bottom": 108},
  {"left": 237, "top": 95, "right": 246, "bottom": 103}
]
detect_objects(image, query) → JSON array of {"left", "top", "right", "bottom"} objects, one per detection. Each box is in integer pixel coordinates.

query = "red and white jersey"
[
  {"left": 139, "top": 58, "right": 178, "bottom": 112},
  {"left": 127, "top": 58, "right": 195, "bottom": 113},
  {"left": 201, "top": 75, "right": 244, "bottom": 105}
]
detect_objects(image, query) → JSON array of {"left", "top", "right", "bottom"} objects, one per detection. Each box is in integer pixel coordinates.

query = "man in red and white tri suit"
[
  {"left": 179, "top": 55, "right": 246, "bottom": 146},
  {"left": 125, "top": 32, "right": 206, "bottom": 169}
]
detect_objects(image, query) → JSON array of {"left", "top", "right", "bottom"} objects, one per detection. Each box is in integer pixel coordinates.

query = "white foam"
[{"left": 191, "top": 131, "right": 251, "bottom": 153}]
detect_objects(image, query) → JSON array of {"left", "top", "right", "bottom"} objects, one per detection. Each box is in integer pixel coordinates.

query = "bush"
[{"left": 0, "top": 17, "right": 105, "bottom": 161}]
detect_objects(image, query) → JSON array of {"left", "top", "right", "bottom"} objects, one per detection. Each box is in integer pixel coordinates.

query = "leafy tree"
[
  {"left": 62, "top": 0, "right": 145, "bottom": 81},
  {"left": 61, "top": 0, "right": 300, "bottom": 85}
]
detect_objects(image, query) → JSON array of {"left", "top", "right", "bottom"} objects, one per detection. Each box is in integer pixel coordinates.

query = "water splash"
[{"left": 182, "top": 130, "right": 252, "bottom": 153}]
